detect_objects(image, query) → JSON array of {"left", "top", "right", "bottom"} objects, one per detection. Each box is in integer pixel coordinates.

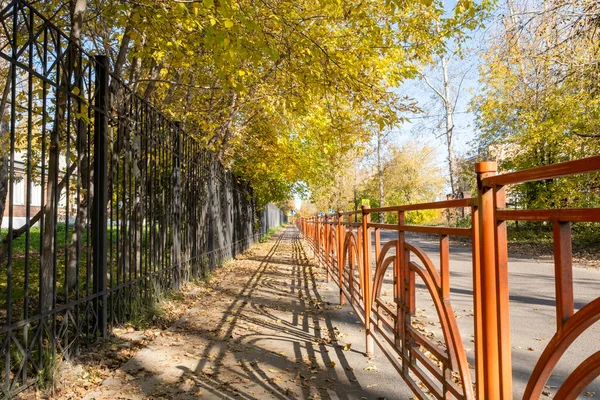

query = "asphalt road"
[{"left": 371, "top": 230, "right": 600, "bottom": 399}]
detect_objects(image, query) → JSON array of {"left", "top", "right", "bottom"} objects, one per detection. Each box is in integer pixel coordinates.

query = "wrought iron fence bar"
[{"left": 92, "top": 54, "right": 109, "bottom": 338}]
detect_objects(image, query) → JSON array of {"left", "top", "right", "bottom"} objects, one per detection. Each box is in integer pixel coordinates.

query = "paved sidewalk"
[{"left": 83, "top": 226, "right": 414, "bottom": 400}]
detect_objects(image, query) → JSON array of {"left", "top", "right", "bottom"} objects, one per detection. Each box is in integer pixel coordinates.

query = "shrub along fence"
[{"left": 0, "top": 1, "right": 283, "bottom": 396}]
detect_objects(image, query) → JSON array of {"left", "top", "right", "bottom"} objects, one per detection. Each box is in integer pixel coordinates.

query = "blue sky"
[
  {"left": 294, "top": 1, "right": 498, "bottom": 210},
  {"left": 390, "top": 18, "right": 492, "bottom": 174}
]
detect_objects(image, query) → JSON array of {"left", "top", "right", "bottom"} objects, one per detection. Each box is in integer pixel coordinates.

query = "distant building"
[{"left": 1, "top": 152, "right": 75, "bottom": 229}]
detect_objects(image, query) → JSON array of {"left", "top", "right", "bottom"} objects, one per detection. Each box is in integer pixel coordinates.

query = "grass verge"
[{"left": 260, "top": 224, "right": 285, "bottom": 242}]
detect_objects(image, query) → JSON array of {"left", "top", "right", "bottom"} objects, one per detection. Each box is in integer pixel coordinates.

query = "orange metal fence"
[{"left": 296, "top": 157, "right": 600, "bottom": 400}]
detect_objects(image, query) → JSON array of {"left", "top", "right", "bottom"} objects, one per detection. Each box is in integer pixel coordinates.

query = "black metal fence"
[
  {"left": 0, "top": 1, "right": 284, "bottom": 396},
  {"left": 259, "top": 203, "right": 288, "bottom": 237}
]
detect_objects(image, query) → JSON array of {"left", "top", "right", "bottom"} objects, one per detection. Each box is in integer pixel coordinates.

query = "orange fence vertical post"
[
  {"left": 314, "top": 217, "right": 319, "bottom": 256},
  {"left": 337, "top": 212, "right": 346, "bottom": 305},
  {"left": 396, "top": 210, "right": 407, "bottom": 363},
  {"left": 495, "top": 180, "right": 512, "bottom": 400},
  {"left": 321, "top": 216, "right": 325, "bottom": 260},
  {"left": 310, "top": 217, "right": 313, "bottom": 248},
  {"left": 361, "top": 205, "right": 374, "bottom": 357},
  {"left": 324, "top": 214, "right": 330, "bottom": 281},
  {"left": 321, "top": 216, "right": 325, "bottom": 261},
  {"left": 314, "top": 217, "right": 318, "bottom": 259},
  {"left": 553, "top": 220, "right": 574, "bottom": 331},
  {"left": 311, "top": 218, "right": 314, "bottom": 250},
  {"left": 471, "top": 203, "right": 485, "bottom": 400},
  {"left": 476, "top": 161, "right": 513, "bottom": 400}
]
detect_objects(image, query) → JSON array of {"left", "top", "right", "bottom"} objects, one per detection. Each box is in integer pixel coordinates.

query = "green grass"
[
  {"left": 0, "top": 223, "right": 170, "bottom": 324},
  {"left": 506, "top": 221, "right": 599, "bottom": 245},
  {"left": 0, "top": 222, "right": 153, "bottom": 254},
  {"left": 260, "top": 224, "right": 284, "bottom": 242},
  {"left": 1, "top": 224, "right": 73, "bottom": 254},
  {"left": 0, "top": 221, "right": 282, "bottom": 323}
]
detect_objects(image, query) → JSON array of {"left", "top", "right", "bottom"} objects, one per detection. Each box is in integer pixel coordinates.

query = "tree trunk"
[
  {"left": 41, "top": 0, "right": 87, "bottom": 312},
  {"left": 0, "top": 64, "right": 12, "bottom": 232},
  {"left": 109, "top": 11, "right": 135, "bottom": 101},
  {"left": 129, "top": 31, "right": 146, "bottom": 94},
  {"left": 441, "top": 54, "right": 456, "bottom": 196},
  {"left": 377, "top": 129, "right": 384, "bottom": 222},
  {"left": 0, "top": 3, "right": 14, "bottom": 232},
  {"left": 65, "top": 0, "right": 90, "bottom": 294},
  {"left": 142, "top": 59, "right": 163, "bottom": 101},
  {"left": 65, "top": 98, "right": 90, "bottom": 293},
  {"left": 41, "top": 108, "right": 60, "bottom": 311}
]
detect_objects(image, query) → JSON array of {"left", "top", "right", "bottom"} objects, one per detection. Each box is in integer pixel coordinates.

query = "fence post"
[
  {"left": 471, "top": 202, "right": 485, "bottom": 400},
  {"left": 92, "top": 55, "right": 109, "bottom": 338},
  {"left": 314, "top": 217, "right": 318, "bottom": 253},
  {"left": 324, "top": 214, "right": 331, "bottom": 282},
  {"left": 361, "top": 205, "right": 374, "bottom": 356},
  {"left": 475, "top": 161, "right": 512, "bottom": 399},
  {"left": 397, "top": 209, "right": 409, "bottom": 367},
  {"left": 314, "top": 217, "right": 317, "bottom": 247},
  {"left": 337, "top": 211, "right": 345, "bottom": 305},
  {"left": 172, "top": 122, "right": 182, "bottom": 289},
  {"left": 320, "top": 216, "right": 324, "bottom": 259}
]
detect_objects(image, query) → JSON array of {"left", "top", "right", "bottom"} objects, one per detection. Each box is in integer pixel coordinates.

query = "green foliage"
[
  {"left": 319, "top": 141, "right": 446, "bottom": 222},
  {"left": 406, "top": 209, "right": 444, "bottom": 225},
  {"left": 260, "top": 225, "right": 283, "bottom": 242},
  {"left": 28, "top": 0, "right": 490, "bottom": 205},
  {"left": 452, "top": 215, "right": 472, "bottom": 228},
  {"left": 373, "top": 142, "right": 445, "bottom": 205},
  {"left": 472, "top": 1, "right": 600, "bottom": 209},
  {"left": 36, "top": 345, "right": 60, "bottom": 391},
  {"left": 1, "top": 224, "right": 72, "bottom": 254},
  {"left": 506, "top": 221, "right": 600, "bottom": 246}
]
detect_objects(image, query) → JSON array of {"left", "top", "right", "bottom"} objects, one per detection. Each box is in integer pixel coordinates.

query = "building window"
[
  {"left": 13, "top": 178, "right": 24, "bottom": 205},
  {"left": 31, "top": 182, "right": 42, "bottom": 206}
]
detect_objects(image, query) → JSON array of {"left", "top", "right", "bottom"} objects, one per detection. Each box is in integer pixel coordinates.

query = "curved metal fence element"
[
  {"left": 298, "top": 157, "right": 600, "bottom": 400},
  {"left": 0, "top": 1, "right": 284, "bottom": 397},
  {"left": 300, "top": 200, "right": 476, "bottom": 399}
]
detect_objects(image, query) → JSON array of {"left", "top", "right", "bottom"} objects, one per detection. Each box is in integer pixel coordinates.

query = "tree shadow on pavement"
[{"left": 108, "top": 227, "right": 383, "bottom": 399}]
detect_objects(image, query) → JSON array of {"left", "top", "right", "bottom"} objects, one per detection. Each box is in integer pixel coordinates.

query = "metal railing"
[
  {"left": 298, "top": 157, "right": 600, "bottom": 399},
  {"left": 0, "top": 1, "right": 280, "bottom": 396}
]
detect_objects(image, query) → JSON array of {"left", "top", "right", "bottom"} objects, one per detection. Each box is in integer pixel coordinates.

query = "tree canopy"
[
  {"left": 305, "top": 141, "right": 445, "bottom": 223},
  {"left": 29, "top": 0, "right": 490, "bottom": 207},
  {"left": 473, "top": 0, "right": 600, "bottom": 209}
]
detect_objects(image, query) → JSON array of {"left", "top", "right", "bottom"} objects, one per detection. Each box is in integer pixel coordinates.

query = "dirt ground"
[{"left": 22, "top": 226, "right": 414, "bottom": 400}]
